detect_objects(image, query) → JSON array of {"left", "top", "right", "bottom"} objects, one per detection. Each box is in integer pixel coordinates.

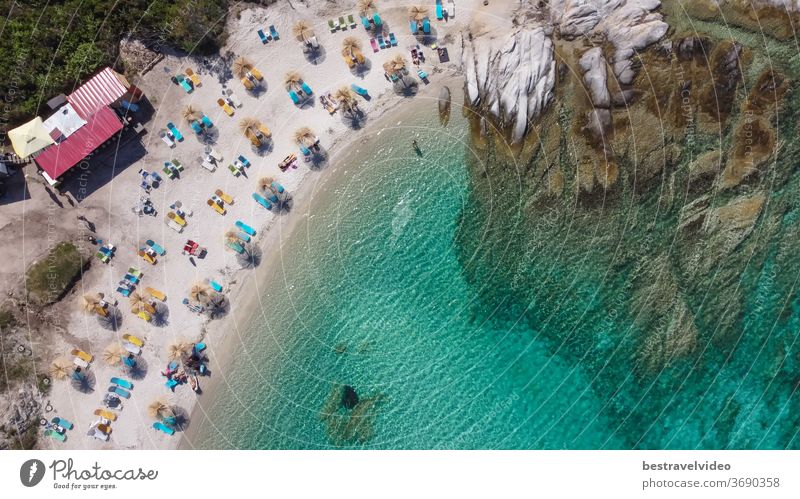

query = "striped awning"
[{"left": 67, "top": 68, "right": 129, "bottom": 119}]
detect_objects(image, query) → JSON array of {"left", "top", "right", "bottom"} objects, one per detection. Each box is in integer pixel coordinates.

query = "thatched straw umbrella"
[
  {"left": 284, "top": 70, "right": 303, "bottom": 92},
  {"left": 80, "top": 293, "right": 106, "bottom": 316},
  {"left": 390, "top": 54, "right": 407, "bottom": 72},
  {"left": 129, "top": 291, "right": 155, "bottom": 314},
  {"left": 182, "top": 105, "right": 201, "bottom": 123},
  {"left": 293, "top": 126, "right": 317, "bottom": 147},
  {"left": 189, "top": 282, "right": 212, "bottom": 305},
  {"left": 147, "top": 398, "right": 175, "bottom": 420},
  {"left": 358, "top": 0, "right": 377, "bottom": 16},
  {"left": 239, "top": 117, "right": 260, "bottom": 142},
  {"left": 49, "top": 357, "right": 72, "bottom": 380},
  {"left": 342, "top": 37, "right": 362, "bottom": 58},
  {"left": 167, "top": 340, "right": 191, "bottom": 361},
  {"left": 232, "top": 56, "right": 253, "bottom": 79},
  {"left": 103, "top": 343, "right": 126, "bottom": 366},
  {"left": 408, "top": 5, "right": 428, "bottom": 21},
  {"left": 334, "top": 87, "right": 359, "bottom": 114},
  {"left": 292, "top": 20, "right": 314, "bottom": 43}
]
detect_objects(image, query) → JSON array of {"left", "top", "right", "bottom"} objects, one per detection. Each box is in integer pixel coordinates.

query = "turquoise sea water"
[{"left": 190, "top": 98, "right": 800, "bottom": 449}]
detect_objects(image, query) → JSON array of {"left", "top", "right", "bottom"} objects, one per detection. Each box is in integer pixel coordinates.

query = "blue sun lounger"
[
  {"left": 111, "top": 377, "right": 133, "bottom": 390},
  {"left": 108, "top": 386, "right": 131, "bottom": 398},
  {"left": 177, "top": 77, "right": 193, "bottom": 93},
  {"left": 436, "top": 1, "right": 443, "bottom": 20},
  {"left": 123, "top": 356, "right": 136, "bottom": 368},
  {"left": 190, "top": 121, "right": 203, "bottom": 134},
  {"left": 423, "top": 17, "right": 430, "bottom": 34},
  {"left": 52, "top": 416, "right": 74, "bottom": 430},
  {"left": 226, "top": 240, "right": 245, "bottom": 254},
  {"left": 124, "top": 273, "right": 140, "bottom": 284},
  {"left": 153, "top": 421, "right": 175, "bottom": 435},
  {"left": 195, "top": 342, "right": 207, "bottom": 353},
  {"left": 301, "top": 81, "right": 312, "bottom": 95},
  {"left": 257, "top": 29, "right": 268, "bottom": 43},
  {"left": 288, "top": 91, "right": 300, "bottom": 104},
  {"left": 201, "top": 114, "right": 213, "bottom": 128},
  {"left": 117, "top": 286, "right": 131, "bottom": 297},
  {"left": 361, "top": 16, "right": 370, "bottom": 29},
  {"left": 389, "top": 32, "right": 398, "bottom": 46},
  {"left": 145, "top": 239, "right": 166, "bottom": 255},
  {"left": 410, "top": 21, "right": 418, "bottom": 34},
  {"left": 377, "top": 34, "right": 386, "bottom": 49},
  {"left": 271, "top": 182, "right": 284, "bottom": 194},
  {"left": 167, "top": 122, "right": 183, "bottom": 141},
  {"left": 269, "top": 25, "right": 279, "bottom": 39},
  {"left": 165, "top": 379, "right": 179, "bottom": 391},
  {"left": 209, "top": 280, "right": 223, "bottom": 293},
  {"left": 373, "top": 13, "right": 382, "bottom": 27},
  {"left": 300, "top": 144, "right": 311, "bottom": 156},
  {"left": 267, "top": 192, "right": 279, "bottom": 203},
  {"left": 351, "top": 84, "right": 369, "bottom": 97},
  {"left": 236, "top": 220, "right": 256, "bottom": 235},
  {"left": 238, "top": 155, "right": 251, "bottom": 167},
  {"left": 235, "top": 231, "right": 251, "bottom": 243},
  {"left": 252, "top": 192, "right": 273, "bottom": 210}
]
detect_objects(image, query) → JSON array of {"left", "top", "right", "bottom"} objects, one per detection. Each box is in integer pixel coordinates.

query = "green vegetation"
[
  {"left": 25, "top": 242, "right": 85, "bottom": 304},
  {"left": 0, "top": 308, "right": 15, "bottom": 331},
  {"left": 0, "top": 0, "right": 228, "bottom": 129}
]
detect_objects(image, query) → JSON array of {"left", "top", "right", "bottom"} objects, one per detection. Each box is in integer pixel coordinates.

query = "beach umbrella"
[
  {"left": 334, "top": 87, "right": 358, "bottom": 114},
  {"left": 232, "top": 56, "right": 253, "bottom": 79},
  {"left": 147, "top": 398, "right": 175, "bottom": 420},
  {"left": 408, "top": 5, "right": 428, "bottom": 21},
  {"left": 103, "top": 343, "right": 126, "bottom": 366},
  {"left": 129, "top": 291, "right": 155, "bottom": 314},
  {"left": 8, "top": 117, "right": 55, "bottom": 158},
  {"left": 358, "top": 0, "right": 377, "bottom": 16},
  {"left": 189, "top": 282, "right": 212, "bottom": 305},
  {"left": 238, "top": 117, "right": 260, "bottom": 138},
  {"left": 284, "top": 70, "right": 303, "bottom": 91},
  {"left": 182, "top": 105, "right": 201, "bottom": 123},
  {"left": 293, "top": 127, "right": 317, "bottom": 147},
  {"left": 390, "top": 54, "right": 407, "bottom": 72},
  {"left": 292, "top": 20, "right": 314, "bottom": 42},
  {"left": 167, "top": 340, "right": 191, "bottom": 361},
  {"left": 342, "top": 37, "right": 362, "bottom": 58},
  {"left": 49, "top": 357, "right": 72, "bottom": 381}
]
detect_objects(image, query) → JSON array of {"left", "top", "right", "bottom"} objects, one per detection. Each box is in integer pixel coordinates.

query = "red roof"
[
  {"left": 34, "top": 106, "right": 122, "bottom": 179},
  {"left": 67, "top": 68, "right": 129, "bottom": 119}
]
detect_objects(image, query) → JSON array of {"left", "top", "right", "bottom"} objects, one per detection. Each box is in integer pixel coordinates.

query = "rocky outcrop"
[{"left": 461, "top": 27, "right": 556, "bottom": 143}]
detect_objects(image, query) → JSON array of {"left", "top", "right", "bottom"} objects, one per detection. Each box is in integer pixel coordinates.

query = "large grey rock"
[{"left": 579, "top": 47, "right": 610, "bottom": 108}]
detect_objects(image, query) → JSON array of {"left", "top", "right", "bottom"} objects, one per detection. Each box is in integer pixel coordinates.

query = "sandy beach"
[{"left": 33, "top": 0, "right": 491, "bottom": 449}]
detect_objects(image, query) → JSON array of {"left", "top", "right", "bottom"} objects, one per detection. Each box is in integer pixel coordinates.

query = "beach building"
[{"left": 8, "top": 67, "right": 144, "bottom": 185}]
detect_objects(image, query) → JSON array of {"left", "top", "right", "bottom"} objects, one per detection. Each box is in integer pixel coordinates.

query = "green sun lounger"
[
  {"left": 226, "top": 240, "right": 245, "bottom": 254},
  {"left": 339, "top": 16, "right": 347, "bottom": 30},
  {"left": 348, "top": 14, "right": 356, "bottom": 28},
  {"left": 329, "top": 19, "right": 337, "bottom": 32},
  {"left": 153, "top": 421, "right": 175, "bottom": 435},
  {"left": 127, "top": 267, "right": 143, "bottom": 278},
  {"left": 45, "top": 429, "right": 66, "bottom": 442},
  {"left": 110, "top": 377, "right": 133, "bottom": 390},
  {"left": 171, "top": 159, "right": 183, "bottom": 171},
  {"left": 52, "top": 416, "right": 73, "bottom": 430},
  {"left": 236, "top": 231, "right": 251, "bottom": 243}
]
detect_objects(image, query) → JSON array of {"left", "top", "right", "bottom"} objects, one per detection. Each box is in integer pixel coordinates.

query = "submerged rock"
[
  {"left": 438, "top": 86, "right": 451, "bottom": 126},
  {"left": 342, "top": 385, "right": 359, "bottom": 409}
]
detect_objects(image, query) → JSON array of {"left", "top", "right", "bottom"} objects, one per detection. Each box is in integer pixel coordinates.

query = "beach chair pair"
[
  {"left": 215, "top": 189, "right": 234, "bottom": 205},
  {"left": 207, "top": 199, "right": 226, "bottom": 215},
  {"left": 236, "top": 220, "right": 256, "bottom": 236},
  {"left": 185, "top": 68, "right": 201, "bottom": 86},
  {"left": 252, "top": 192, "right": 273, "bottom": 210},
  {"left": 217, "top": 98, "right": 234, "bottom": 116},
  {"left": 167, "top": 122, "right": 184, "bottom": 141}
]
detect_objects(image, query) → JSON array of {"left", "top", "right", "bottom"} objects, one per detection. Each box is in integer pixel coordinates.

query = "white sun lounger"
[
  {"left": 201, "top": 159, "right": 216, "bottom": 172},
  {"left": 167, "top": 219, "right": 183, "bottom": 233},
  {"left": 226, "top": 92, "right": 242, "bottom": 108},
  {"left": 160, "top": 132, "right": 175, "bottom": 148},
  {"left": 124, "top": 343, "right": 141, "bottom": 355},
  {"left": 209, "top": 149, "right": 223, "bottom": 162},
  {"left": 73, "top": 357, "right": 89, "bottom": 369}
]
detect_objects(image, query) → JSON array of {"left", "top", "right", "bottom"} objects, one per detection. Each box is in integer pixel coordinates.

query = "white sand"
[{"left": 42, "top": 0, "right": 493, "bottom": 449}]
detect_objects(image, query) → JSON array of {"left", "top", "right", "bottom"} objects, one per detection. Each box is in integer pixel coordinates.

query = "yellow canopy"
[{"left": 8, "top": 117, "right": 54, "bottom": 158}]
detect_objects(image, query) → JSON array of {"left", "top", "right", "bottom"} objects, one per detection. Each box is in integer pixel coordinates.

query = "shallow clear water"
[{"left": 191, "top": 99, "right": 800, "bottom": 449}]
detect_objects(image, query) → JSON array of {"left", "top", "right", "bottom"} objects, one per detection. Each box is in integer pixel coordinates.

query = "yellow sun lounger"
[
  {"left": 122, "top": 333, "right": 144, "bottom": 347},
  {"left": 71, "top": 349, "right": 93, "bottom": 363},
  {"left": 167, "top": 212, "right": 186, "bottom": 226},
  {"left": 138, "top": 250, "right": 156, "bottom": 265},
  {"left": 249, "top": 67, "right": 263, "bottom": 80},
  {"left": 258, "top": 124, "right": 272, "bottom": 138},
  {"left": 145, "top": 287, "right": 166, "bottom": 301},
  {"left": 207, "top": 199, "right": 226, "bottom": 215},
  {"left": 94, "top": 409, "right": 117, "bottom": 421},
  {"left": 217, "top": 98, "right": 234, "bottom": 116},
  {"left": 185, "top": 68, "right": 201, "bottom": 87},
  {"left": 136, "top": 310, "right": 151, "bottom": 322},
  {"left": 241, "top": 77, "right": 254, "bottom": 90},
  {"left": 343, "top": 55, "right": 355, "bottom": 68},
  {"left": 214, "top": 189, "right": 234, "bottom": 205}
]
